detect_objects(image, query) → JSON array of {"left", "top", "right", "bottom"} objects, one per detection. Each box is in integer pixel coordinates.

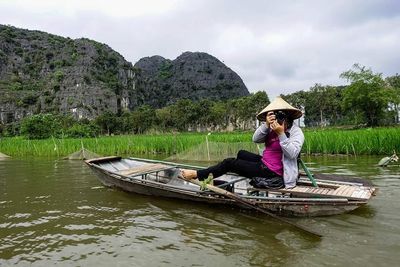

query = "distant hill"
[
  {"left": 133, "top": 52, "right": 249, "bottom": 107},
  {"left": 0, "top": 24, "right": 249, "bottom": 124}
]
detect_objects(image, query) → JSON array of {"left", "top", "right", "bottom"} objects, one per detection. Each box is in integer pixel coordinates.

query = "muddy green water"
[{"left": 0, "top": 156, "right": 399, "bottom": 267}]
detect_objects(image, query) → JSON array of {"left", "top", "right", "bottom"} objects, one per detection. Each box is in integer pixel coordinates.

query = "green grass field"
[{"left": 0, "top": 127, "right": 399, "bottom": 157}]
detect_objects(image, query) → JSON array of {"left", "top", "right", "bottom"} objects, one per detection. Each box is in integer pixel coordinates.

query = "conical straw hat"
[{"left": 257, "top": 96, "right": 302, "bottom": 121}]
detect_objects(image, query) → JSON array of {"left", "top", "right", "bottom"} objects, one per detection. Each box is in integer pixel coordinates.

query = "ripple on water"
[
  {"left": 7, "top": 213, "right": 32, "bottom": 219},
  {"left": 8, "top": 218, "right": 51, "bottom": 228},
  {"left": 45, "top": 210, "right": 62, "bottom": 214},
  {"left": 77, "top": 205, "right": 120, "bottom": 212}
]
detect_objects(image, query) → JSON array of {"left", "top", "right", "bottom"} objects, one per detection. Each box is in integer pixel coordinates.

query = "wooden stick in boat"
[{"left": 178, "top": 173, "right": 322, "bottom": 238}]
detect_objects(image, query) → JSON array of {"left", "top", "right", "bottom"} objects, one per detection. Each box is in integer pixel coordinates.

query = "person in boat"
[{"left": 181, "top": 97, "right": 304, "bottom": 189}]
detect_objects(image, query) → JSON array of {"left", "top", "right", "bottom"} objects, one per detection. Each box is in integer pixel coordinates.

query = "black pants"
[{"left": 197, "top": 150, "right": 280, "bottom": 180}]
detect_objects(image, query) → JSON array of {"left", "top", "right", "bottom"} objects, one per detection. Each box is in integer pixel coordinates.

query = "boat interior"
[{"left": 90, "top": 157, "right": 375, "bottom": 201}]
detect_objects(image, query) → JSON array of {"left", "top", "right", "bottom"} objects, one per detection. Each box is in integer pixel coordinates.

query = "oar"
[{"left": 178, "top": 173, "right": 322, "bottom": 238}]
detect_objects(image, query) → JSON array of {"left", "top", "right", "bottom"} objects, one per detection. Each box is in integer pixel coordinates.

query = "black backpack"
[{"left": 250, "top": 176, "right": 284, "bottom": 189}]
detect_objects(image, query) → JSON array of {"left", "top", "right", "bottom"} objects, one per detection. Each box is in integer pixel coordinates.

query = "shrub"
[
  {"left": 22, "top": 94, "right": 38, "bottom": 106},
  {"left": 2, "top": 122, "right": 20, "bottom": 137},
  {"left": 158, "top": 62, "right": 173, "bottom": 79},
  {"left": 65, "top": 123, "right": 100, "bottom": 138},
  {"left": 8, "top": 81, "right": 23, "bottom": 91},
  {"left": 45, "top": 52, "right": 54, "bottom": 61},
  {"left": 20, "top": 114, "right": 62, "bottom": 139},
  {"left": 54, "top": 70, "right": 64, "bottom": 82}
]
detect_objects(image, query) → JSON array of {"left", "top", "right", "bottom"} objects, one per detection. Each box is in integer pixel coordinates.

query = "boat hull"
[{"left": 86, "top": 157, "right": 371, "bottom": 217}]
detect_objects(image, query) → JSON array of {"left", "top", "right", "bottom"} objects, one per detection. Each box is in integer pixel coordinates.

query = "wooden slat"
[
  {"left": 352, "top": 189, "right": 370, "bottom": 199},
  {"left": 333, "top": 186, "right": 348, "bottom": 196},
  {"left": 118, "top": 164, "right": 170, "bottom": 176},
  {"left": 318, "top": 188, "right": 333, "bottom": 195},
  {"left": 306, "top": 188, "right": 315, "bottom": 193},
  {"left": 254, "top": 184, "right": 371, "bottom": 200},
  {"left": 311, "top": 188, "right": 321, "bottom": 194},
  {"left": 351, "top": 190, "right": 363, "bottom": 199},
  {"left": 343, "top": 186, "right": 356, "bottom": 197},
  {"left": 338, "top": 186, "right": 349, "bottom": 196},
  {"left": 334, "top": 190, "right": 346, "bottom": 197},
  {"left": 322, "top": 189, "right": 333, "bottom": 195},
  {"left": 363, "top": 190, "right": 372, "bottom": 199}
]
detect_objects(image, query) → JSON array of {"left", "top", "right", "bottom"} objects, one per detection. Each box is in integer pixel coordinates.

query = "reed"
[
  {"left": 303, "top": 127, "right": 400, "bottom": 155},
  {"left": 0, "top": 127, "right": 399, "bottom": 157}
]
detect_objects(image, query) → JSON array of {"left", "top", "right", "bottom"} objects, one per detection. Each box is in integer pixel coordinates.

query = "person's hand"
[
  {"left": 266, "top": 112, "right": 275, "bottom": 125},
  {"left": 270, "top": 120, "right": 285, "bottom": 135}
]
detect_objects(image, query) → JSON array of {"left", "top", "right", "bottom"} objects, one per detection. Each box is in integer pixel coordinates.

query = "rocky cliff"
[
  {"left": 0, "top": 25, "right": 249, "bottom": 124},
  {"left": 133, "top": 52, "right": 249, "bottom": 107}
]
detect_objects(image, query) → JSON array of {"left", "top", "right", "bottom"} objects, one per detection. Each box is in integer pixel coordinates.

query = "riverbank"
[{"left": 0, "top": 127, "right": 399, "bottom": 157}]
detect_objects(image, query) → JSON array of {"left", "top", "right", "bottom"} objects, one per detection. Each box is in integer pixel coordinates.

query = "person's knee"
[
  {"left": 237, "top": 150, "right": 247, "bottom": 158},
  {"left": 221, "top": 157, "right": 235, "bottom": 167}
]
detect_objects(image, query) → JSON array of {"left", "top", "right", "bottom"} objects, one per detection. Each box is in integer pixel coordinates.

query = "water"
[{"left": 0, "top": 156, "right": 399, "bottom": 266}]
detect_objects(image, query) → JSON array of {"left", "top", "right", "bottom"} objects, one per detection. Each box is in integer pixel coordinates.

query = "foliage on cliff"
[{"left": 0, "top": 24, "right": 249, "bottom": 125}]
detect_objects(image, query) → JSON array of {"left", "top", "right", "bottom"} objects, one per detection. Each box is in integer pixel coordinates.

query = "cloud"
[{"left": 1, "top": 0, "right": 399, "bottom": 98}]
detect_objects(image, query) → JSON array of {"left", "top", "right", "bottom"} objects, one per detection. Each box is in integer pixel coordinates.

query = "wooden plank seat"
[
  {"left": 248, "top": 184, "right": 372, "bottom": 201},
  {"left": 118, "top": 164, "right": 175, "bottom": 177}
]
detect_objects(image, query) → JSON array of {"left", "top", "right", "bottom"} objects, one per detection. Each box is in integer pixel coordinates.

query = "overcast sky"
[{"left": 1, "top": 0, "right": 399, "bottom": 98}]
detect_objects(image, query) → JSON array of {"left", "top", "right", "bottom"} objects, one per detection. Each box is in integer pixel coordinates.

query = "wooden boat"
[{"left": 85, "top": 156, "right": 377, "bottom": 217}]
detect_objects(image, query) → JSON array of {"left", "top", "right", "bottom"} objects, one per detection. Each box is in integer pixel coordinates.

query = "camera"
[{"left": 274, "top": 111, "right": 287, "bottom": 125}]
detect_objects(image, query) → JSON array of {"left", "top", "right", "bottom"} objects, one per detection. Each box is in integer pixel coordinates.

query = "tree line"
[
  {"left": 282, "top": 64, "right": 400, "bottom": 127},
  {"left": 0, "top": 92, "right": 269, "bottom": 139},
  {"left": 0, "top": 64, "right": 399, "bottom": 139}
]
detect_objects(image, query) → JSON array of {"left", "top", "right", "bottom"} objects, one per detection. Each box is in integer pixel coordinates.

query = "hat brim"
[
  {"left": 257, "top": 109, "right": 302, "bottom": 121},
  {"left": 256, "top": 97, "right": 303, "bottom": 121}
]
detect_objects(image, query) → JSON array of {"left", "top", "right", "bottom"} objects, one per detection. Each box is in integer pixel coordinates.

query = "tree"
[
  {"left": 340, "top": 64, "right": 389, "bottom": 126},
  {"left": 130, "top": 105, "right": 156, "bottom": 134},
  {"left": 302, "top": 84, "right": 344, "bottom": 127},
  {"left": 226, "top": 98, "right": 240, "bottom": 129},
  {"left": 209, "top": 101, "right": 227, "bottom": 129},
  {"left": 168, "top": 99, "right": 198, "bottom": 131},
  {"left": 95, "top": 111, "right": 119, "bottom": 135},
  {"left": 156, "top": 107, "right": 174, "bottom": 131},
  {"left": 249, "top": 91, "right": 270, "bottom": 127},
  {"left": 281, "top": 90, "right": 307, "bottom": 111},
  {"left": 196, "top": 99, "right": 213, "bottom": 130},
  {"left": 386, "top": 74, "right": 400, "bottom": 124},
  {"left": 281, "top": 90, "right": 310, "bottom": 125},
  {"left": 20, "top": 114, "right": 62, "bottom": 139}
]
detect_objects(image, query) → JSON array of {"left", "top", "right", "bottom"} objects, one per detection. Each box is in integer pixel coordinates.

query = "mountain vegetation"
[{"left": 0, "top": 24, "right": 249, "bottom": 128}]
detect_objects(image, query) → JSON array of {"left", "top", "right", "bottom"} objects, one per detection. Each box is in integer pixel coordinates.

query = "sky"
[{"left": 1, "top": 0, "right": 400, "bottom": 98}]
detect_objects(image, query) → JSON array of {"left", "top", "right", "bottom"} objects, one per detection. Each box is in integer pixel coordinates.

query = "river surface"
[{"left": 0, "top": 155, "right": 399, "bottom": 267}]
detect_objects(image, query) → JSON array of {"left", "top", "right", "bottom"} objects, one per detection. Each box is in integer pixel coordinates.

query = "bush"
[
  {"left": 20, "top": 114, "right": 62, "bottom": 139},
  {"left": 95, "top": 111, "right": 119, "bottom": 135},
  {"left": 65, "top": 123, "right": 100, "bottom": 138},
  {"left": 8, "top": 81, "right": 23, "bottom": 91},
  {"left": 54, "top": 70, "right": 64, "bottom": 82},
  {"left": 2, "top": 123, "right": 20, "bottom": 137},
  {"left": 22, "top": 94, "right": 38, "bottom": 106}
]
